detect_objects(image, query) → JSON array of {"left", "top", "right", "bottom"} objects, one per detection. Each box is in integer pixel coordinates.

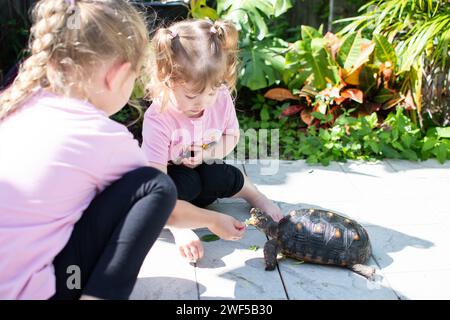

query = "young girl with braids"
[
  {"left": 0, "top": 0, "right": 181, "bottom": 300},
  {"left": 143, "top": 20, "right": 283, "bottom": 263}
]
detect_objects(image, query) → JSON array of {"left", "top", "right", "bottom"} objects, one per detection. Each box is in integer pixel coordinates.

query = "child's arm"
[
  {"left": 202, "top": 91, "right": 241, "bottom": 160},
  {"left": 167, "top": 200, "right": 245, "bottom": 240},
  {"left": 147, "top": 162, "right": 245, "bottom": 240},
  {"left": 205, "top": 132, "right": 240, "bottom": 160},
  {"left": 181, "top": 132, "right": 240, "bottom": 167}
]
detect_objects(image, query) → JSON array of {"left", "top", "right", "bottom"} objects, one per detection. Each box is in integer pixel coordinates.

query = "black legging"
[
  {"left": 167, "top": 160, "right": 244, "bottom": 207},
  {"left": 50, "top": 167, "right": 177, "bottom": 300}
]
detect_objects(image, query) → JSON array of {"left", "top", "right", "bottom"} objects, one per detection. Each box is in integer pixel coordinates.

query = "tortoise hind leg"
[
  {"left": 264, "top": 239, "right": 280, "bottom": 271},
  {"left": 350, "top": 264, "right": 376, "bottom": 280}
]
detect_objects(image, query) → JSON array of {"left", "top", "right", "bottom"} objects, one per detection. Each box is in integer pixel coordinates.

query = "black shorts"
[{"left": 167, "top": 160, "right": 245, "bottom": 207}]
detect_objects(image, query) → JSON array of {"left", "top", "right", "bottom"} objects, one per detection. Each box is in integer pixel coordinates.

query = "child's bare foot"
[
  {"left": 252, "top": 194, "right": 283, "bottom": 222},
  {"left": 232, "top": 174, "right": 283, "bottom": 222},
  {"left": 170, "top": 228, "right": 204, "bottom": 262}
]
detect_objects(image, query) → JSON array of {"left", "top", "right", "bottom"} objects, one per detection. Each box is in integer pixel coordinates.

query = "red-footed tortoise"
[{"left": 247, "top": 208, "right": 375, "bottom": 279}]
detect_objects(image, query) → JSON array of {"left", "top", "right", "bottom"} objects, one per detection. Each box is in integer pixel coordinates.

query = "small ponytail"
[
  {"left": 147, "top": 27, "right": 180, "bottom": 109},
  {"left": 212, "top": 20, "right": 239, "bottom": 92},
  {"left": 146, "top": 19, "right": 240, "bottom": 108},
  {"left": 152, "top": 28, "right": 177, "bottom": 84},
  {"left": 212, "top": 20, "right": 238, "bottom": 52}
]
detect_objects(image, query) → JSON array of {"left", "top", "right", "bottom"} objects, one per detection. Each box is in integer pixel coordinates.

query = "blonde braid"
[{"left": 0, "top": 0, "right": 70, "bottom": 121}]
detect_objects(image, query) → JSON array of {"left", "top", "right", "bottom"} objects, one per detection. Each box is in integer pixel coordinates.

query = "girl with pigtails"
[
  {"left": 143, "top": 19, "right": 283, "bottom": 263},
  {"left": 0, "top": 0, "right": 181, "bottom": 300}
]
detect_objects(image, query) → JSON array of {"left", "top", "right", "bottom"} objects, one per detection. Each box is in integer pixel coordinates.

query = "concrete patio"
[{"left": 130, "top": 159, "right": 450, "bottom": 300}]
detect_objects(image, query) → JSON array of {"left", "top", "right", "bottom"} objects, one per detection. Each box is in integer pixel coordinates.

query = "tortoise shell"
[{"left": 277, "top": 208, "right": 372, "bottom": 267}]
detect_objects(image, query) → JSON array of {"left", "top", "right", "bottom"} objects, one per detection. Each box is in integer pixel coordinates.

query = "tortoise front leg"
[{"left": 264, "top": 238, "right": 280, "bottom": 271}]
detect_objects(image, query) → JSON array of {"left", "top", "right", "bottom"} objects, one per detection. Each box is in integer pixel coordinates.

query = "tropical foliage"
[
  {"left": 264, "top": 27, "right": 412, "bottom": 129},
  {"left": 115, "top": 1, "right": 450, "bottom": 164},
  {"left": 336, "top": 0, "right": 450, "bottom": 128},
  {"left": 190, "top": 0, "right": 293, "bottom": 90},
  {"left": 190, "top": 0, "right": 450, "bottom": 165}
]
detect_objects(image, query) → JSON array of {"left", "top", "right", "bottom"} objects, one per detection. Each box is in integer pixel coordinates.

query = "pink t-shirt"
[
  {"left": 0, "top": 89, "right": 147, "bottom": 299},
  {"left": 142, "top": 86, "right": 239, "bottom": 165}
]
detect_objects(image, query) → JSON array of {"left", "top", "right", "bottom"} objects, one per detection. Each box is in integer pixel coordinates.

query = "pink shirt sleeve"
[{"left": 141, "top": 110, "right": 171, "bottom": 166}]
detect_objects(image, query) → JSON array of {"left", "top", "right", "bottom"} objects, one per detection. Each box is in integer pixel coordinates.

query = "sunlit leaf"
[
  {"left": 434, "top": 144, "right": 447, "bottom": 164},
  {"left": 324, "top": 32, "right": 342, "bottom": 59},
  {"left": 190, "top": 0, "right": 219, "bottom": 20},
  {"left": 337, "top": 32, "right": 363, "bottom": 70},
  {"left": 436, "top": 127, "right": 450, "bottom": 139},
  {"left": 240, "top": 39, "right": 287, "bottom": 90},
  {"left": 341, "top": 88, "right": 364, "bottom": 103},
  {"left": 301, "top": 25, "right": 322, "bottom": 44},
  {"left": 382, "top": 96, "right": 404, "bottom": 110},
  {"left": 422, "top": 136, "right": 437, "bottom": 152},
  {"left": 218, "top": 0, "right": 292, "bottom": 40},
  {"left": 404, "top": 89, "right": 417, "bottom": 110},
  {"left": 340, "top": 66, "right": 363, "bottom": 86},
  {"left": 273, "top": 0, "right": 293, "bottom": 17},
  {"left": 264, "top": 88, "right": 298, "bottom": 101},
  {"left": 301, "top": 109, "right": 313, "bottom": 125},
  {"left": 373, "top": 34, "right": 397, "bottom": 67},
  {"left": 306, "top": 38, "right": 339, "bottom": 89}
]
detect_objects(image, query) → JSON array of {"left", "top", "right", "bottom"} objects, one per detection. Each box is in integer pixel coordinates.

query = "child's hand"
[
  {"left": 209, "top": 212, "right": 246, "bottom": 241},
  {"left": 171, "top": 228, "right": 204, "bottom": 262},
  {"left": 181, "top": 144, "right": 203, "bottom": 168},
  {"left": 181, "top": 143, "right": 211, "bottom": 168}
]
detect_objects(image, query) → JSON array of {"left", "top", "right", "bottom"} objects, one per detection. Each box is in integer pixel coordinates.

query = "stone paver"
[
  {"left": 379, "top": 269, "right": 450, "bottom": 300},
  {"left": 131, "top": 159, "right": 450, "bottom": 300},
  {"left": 387, "top": 159, "right": 450, "bottom": 180},
  {"left": 244, "top": 160, "right": 355, "bottom": 204},
  {"left": 367, "top": 224, "right": 450, "bottom": 273},
  {"left": 277, "top": 257, "right": 398, "bottom": 300},
  {"left": 195, "top": 228, "right": 287, "bottom": 300},
  {"left": 194, "top": 200, "right": 287, "bottom": 300},
  {"left": 130, "top": 230, "right": 197, "bottom": 300}
]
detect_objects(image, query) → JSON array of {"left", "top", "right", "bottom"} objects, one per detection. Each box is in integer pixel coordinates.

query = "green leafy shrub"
[{"left": 238, "top": 96, "right": 450, "bottom": 164}]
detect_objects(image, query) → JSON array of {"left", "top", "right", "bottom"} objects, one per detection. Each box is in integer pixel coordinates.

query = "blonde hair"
[
  {"left": 147, "top": 19, "right": 239, "bottom": 109},
  {"left": 0, "top": 0, "right": 150, "bottom": 121}
]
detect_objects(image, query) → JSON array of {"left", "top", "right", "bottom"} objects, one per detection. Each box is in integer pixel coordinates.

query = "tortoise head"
[{"left": 247, "top": 208, "right": 276, "bottom": 234}]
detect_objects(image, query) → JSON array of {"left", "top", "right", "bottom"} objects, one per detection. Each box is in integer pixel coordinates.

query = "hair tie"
[
  {"left": 210, "top": 25, "right": 217, "bottom": 34},
  {"left": 168, "top": 30, "right": 178, "bottom": 40},
  {"left": 65, "top": 0, "right": 76, "bottom": 15}
]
